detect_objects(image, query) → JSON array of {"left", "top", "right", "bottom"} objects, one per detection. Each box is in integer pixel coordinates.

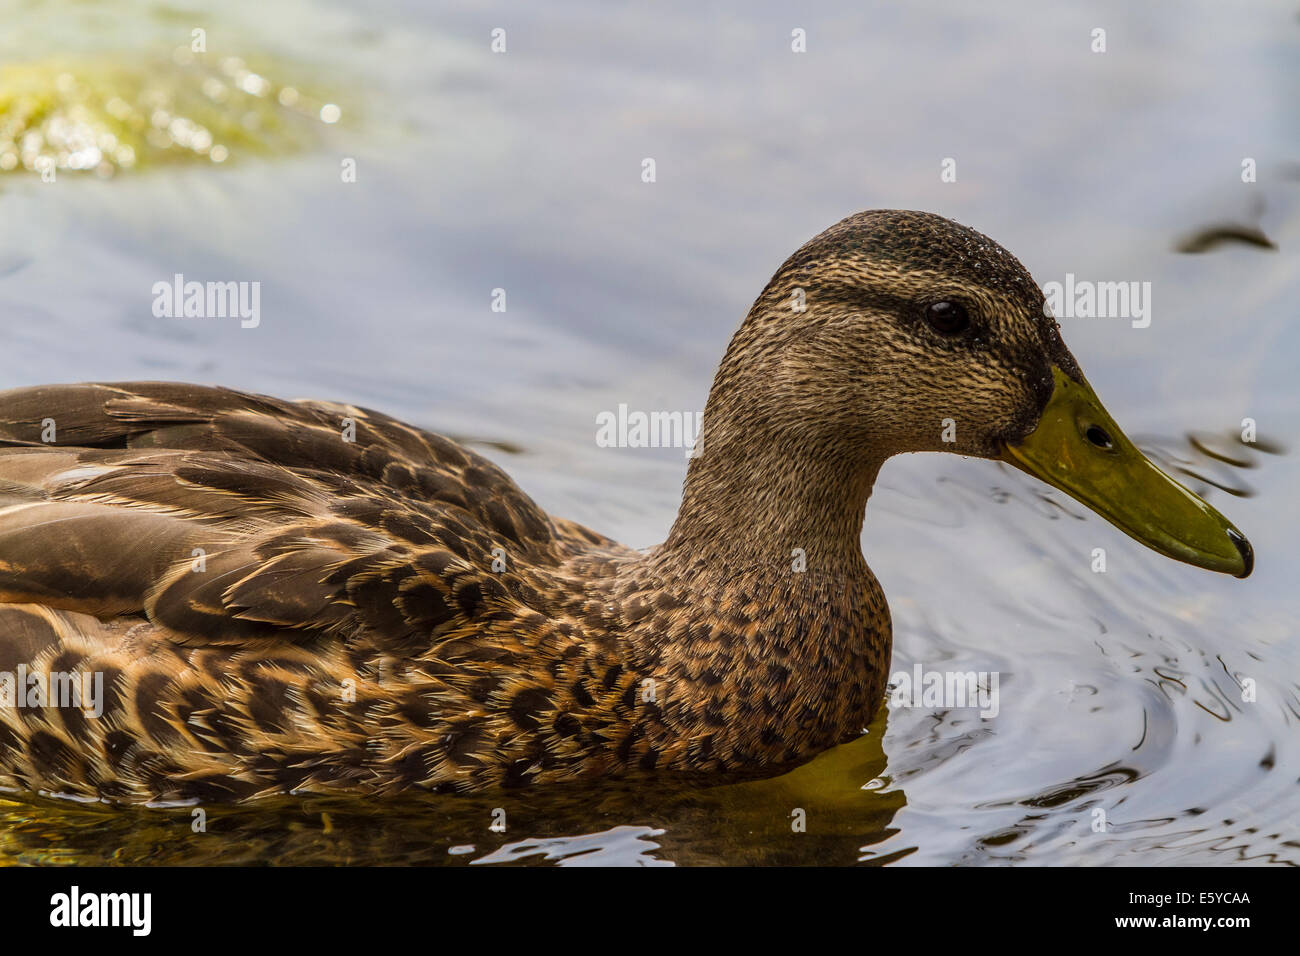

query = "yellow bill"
[{"left": 1002, "top": 367, "right": 1253, "bottom": 578}]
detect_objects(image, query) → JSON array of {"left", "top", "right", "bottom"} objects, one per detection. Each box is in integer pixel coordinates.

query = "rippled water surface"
[{"left": 0, "top": 0, "right": 1297, "bottom": 865}]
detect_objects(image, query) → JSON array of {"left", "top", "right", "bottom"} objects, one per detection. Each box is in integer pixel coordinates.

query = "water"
[{"left": 0, "top": 0, "right": 1296, "bottom": 866}]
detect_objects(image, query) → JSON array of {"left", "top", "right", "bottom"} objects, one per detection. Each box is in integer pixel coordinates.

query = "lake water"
[{"left": 0, "top": 0, "right": 1296, "bottom": 866}]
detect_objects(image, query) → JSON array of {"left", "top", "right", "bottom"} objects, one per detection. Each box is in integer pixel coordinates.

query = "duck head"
[{"left": 687, "top": 209, "right": 1252, "bottom": 577}]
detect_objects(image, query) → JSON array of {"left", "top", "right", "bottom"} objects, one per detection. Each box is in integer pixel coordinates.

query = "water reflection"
[
  {"left": 0, "top": 53, "right": 345, "bottom": 176},
  {"left": 1136, "top": 428, "right": 1286, "bottom": 499},
  {"left": 0, "top": 717, "right": 902, "bottom": 866}
]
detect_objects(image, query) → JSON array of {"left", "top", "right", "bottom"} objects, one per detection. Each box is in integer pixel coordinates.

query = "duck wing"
[{"left": 0, "top": 382, "right": 615, "bottom": 650}]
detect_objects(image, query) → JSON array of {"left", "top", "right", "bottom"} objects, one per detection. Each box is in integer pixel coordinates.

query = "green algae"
[{"left": 0, "top": 49, "right": 346, "bottom": 177}]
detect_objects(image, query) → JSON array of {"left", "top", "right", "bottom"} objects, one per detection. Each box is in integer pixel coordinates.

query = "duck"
[{"left": 0, "top": 210, "right": 1252, "bottom": 804}]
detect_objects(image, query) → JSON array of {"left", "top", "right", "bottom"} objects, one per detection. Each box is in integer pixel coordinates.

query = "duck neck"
[
  {"left": 621, "top": 407, "right": 890, "bottom": 772},
  {"left": 657, "top": 417, "right": 883, "bottom": 576}
]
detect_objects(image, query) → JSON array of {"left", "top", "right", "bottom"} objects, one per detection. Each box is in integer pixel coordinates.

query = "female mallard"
[{"left": 0, "top": 210, "right": 1251, "bottom": 803}]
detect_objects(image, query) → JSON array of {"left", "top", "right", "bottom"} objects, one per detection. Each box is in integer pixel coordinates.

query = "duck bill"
[{"left": 1001, "top": 367, "right": 1253, "bottom": 578}]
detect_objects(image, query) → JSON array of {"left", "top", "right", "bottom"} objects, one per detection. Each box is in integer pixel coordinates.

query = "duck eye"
[{"left": 924, "top": 301, "right": 971, "bottom": 336}]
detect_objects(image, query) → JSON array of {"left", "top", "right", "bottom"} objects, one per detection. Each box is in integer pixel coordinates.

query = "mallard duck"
[{"left": 0, "top": 210, "right": 1251, "bottom": 803}]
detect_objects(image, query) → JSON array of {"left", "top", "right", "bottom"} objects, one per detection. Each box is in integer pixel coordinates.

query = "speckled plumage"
[{"left": 0, "top": 210, "right": 1073, "bottom": 803}]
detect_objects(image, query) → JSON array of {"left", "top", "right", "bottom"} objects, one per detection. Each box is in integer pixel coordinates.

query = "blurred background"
[{"left": 0, "top": 0, "right": 1296, "bottom": 865}]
